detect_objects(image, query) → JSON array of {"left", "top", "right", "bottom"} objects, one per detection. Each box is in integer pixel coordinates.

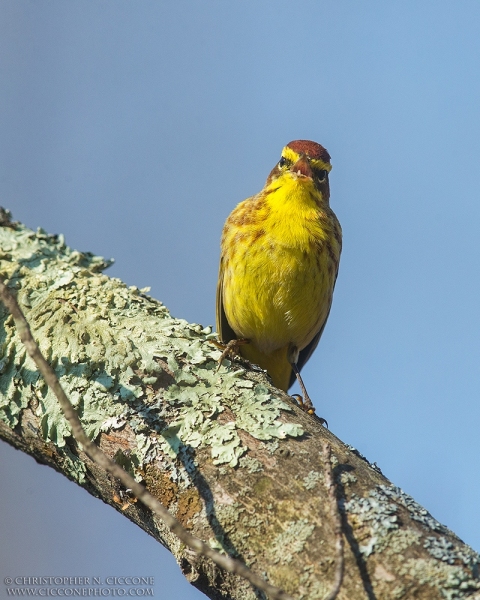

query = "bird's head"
[{"left": 266, "top": 140, "right": 332, "bottom": 199}]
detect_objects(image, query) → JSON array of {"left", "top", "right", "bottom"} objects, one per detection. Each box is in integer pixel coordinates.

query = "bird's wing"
[
  {"left": 216, "top": 258, "right": 237, "bottom": 344},
  {"left": 290, "top": 230, "right": 342, "bottom": 389}
]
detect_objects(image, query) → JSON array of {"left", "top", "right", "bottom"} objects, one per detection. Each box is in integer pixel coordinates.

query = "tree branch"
[{"left": 1, "top": 211, "right": 479, "bottom": 600}]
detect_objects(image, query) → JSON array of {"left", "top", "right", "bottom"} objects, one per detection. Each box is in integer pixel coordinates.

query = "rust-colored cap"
[{"left": 287, "top": 140, "right": 331, "bottom": 163}]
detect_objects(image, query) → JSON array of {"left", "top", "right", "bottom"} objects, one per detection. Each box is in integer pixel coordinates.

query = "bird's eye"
[
  {"left": 316, "top": 170, "right": 327, "bottom": 182},
  {"left": 278, "top": 156, "right": 289, "bottom": 168}
]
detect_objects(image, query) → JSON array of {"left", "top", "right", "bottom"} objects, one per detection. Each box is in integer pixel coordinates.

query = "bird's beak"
[{"left": 291, "top": 155, "right": 313, "bottom": 179}]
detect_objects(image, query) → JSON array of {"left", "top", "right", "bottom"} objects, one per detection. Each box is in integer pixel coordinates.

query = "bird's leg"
[
  {"left": 288, "top": 346, "right": 328, "bottom": 425},
  {"left": 290, "top": 363, "right": 315, "bottom": 413},
  {"left": 214, "top": 338, "right": 250, "bottom": 372}
]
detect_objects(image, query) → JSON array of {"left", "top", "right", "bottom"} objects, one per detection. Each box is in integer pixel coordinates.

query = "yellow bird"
[{"left": 216, "top": 140, "right": 342, "bottom": 415}]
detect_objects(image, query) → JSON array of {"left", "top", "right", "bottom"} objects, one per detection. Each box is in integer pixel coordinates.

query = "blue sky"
[{"left": 1, "top": 2, "right": 480, "bottom": 598}]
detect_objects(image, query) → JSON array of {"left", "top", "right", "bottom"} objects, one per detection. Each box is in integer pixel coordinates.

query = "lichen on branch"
[
  {"left": 1, "top": 210, "right": 480, "bottom": 600},
  {"left": 0, "top": 216, "right": 304, "bottom": 485}
]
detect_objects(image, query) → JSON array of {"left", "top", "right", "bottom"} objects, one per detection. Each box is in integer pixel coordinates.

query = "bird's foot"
[
  {"left": 291, "top": 394, "right": 328, "bottom": 427},
  {"left": 214, "top": 338, "right": 250, "bottom": 372}
]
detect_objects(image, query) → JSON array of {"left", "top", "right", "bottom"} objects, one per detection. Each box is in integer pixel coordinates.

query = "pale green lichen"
[
  {"left": 386, "top": 528, "right": 422, "bottom": 554},
  {"left": 157, "top": 373, "right": 303, "bottom": 468},
  {"left": 339, "top": 471, "right": 357, "bottom": 486},
  {"left": 0, "top": 220, "right": 304, "bottom": 483},
  {"left": 379, "top": 484, "right": 450, "bottom": 535},
  {"left": 303, "top": 470, "right": 323, "bottom": 490},
  {"left": 238, "top": 455, "right": 263, "bottom": 474},
  {"left": 265, "top": 439, "right": 280, "bottom": 454},
  {"left": 345, "top": 488, "right": 399, "bottom": 557},
  {"left": 243, "top": 514, "right": 265, "bottom": 529},
  {"left": 298, "top": 576, "right": 330, "bottom": 600},
  {"left": 270, "top": 519, "right": 315, "bottom": 564},
  {"left": 345, "top": 484, "right": 480, "bottom": 598},
  {"left": 212, "top": 502, "right": 251, "bottom": 552},
  {"left": 400, "top": 558, "right": 480, "bottom": 600},
  {"left": 59, "top": 445, "right": 87, "bottom": 484}
]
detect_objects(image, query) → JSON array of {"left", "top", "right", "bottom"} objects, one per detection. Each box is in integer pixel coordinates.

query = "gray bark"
[{"left": 0, "top": 209, "right": 479, "bottom": 600}]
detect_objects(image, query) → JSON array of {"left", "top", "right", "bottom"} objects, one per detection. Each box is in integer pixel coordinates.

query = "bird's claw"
[
  {"left": 214, "top": 338, "right": 250, "bottom": 372},
  {"left": 291, "top": 394, "right": 328, "bottom": 427}
]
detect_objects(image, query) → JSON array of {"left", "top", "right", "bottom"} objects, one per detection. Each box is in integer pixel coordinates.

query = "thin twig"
[
  {"left": 0, "top": 277, "right": 294, "bottom": 600},
  {"left": 322, "top": 441, "right": 344, "bottom": 600}
]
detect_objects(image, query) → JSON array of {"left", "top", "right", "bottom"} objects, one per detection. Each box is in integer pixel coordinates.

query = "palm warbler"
[{"left": 216, "top": 140, "right": 342, "bottom": 414}]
